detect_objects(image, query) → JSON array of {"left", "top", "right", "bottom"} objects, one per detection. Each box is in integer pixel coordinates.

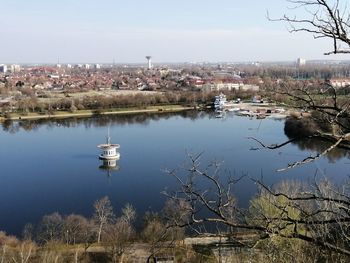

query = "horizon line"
[{"left": 2, "top": 59, "right": 350, "bottom": 66}]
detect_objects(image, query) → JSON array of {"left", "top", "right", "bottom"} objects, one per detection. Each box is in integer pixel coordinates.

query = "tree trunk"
[
  {"left": 0, "top": 245, "right": 6, "bottom": 263},
  {"left": 97, "top": 223, "right": 103, "bottom": 243},
  {"left": 119, "top": 253, "right": 124, "bottom": 263},
  {"left": 74, "top": 250, "right": 78, "bottom": 263}
]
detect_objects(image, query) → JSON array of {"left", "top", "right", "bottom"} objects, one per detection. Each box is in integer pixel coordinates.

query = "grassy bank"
[{"left": 3, "top": 105, "right": 197, "bottom": 121}]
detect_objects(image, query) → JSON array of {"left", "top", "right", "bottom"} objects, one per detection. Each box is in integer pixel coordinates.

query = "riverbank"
[
  {"left": 0, "top": 101, "right": 295, "bottom": 122},
  {"left": 2, "top": 105, "right": 197, "bottom": 121}
]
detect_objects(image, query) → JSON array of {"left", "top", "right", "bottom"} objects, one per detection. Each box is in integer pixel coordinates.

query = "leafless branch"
[
  {"left": 165, "top": 153, "right": 350, "bottom": 258},
  {"left": 269, "top": 0, "right": 350, "bottom": 55},
  {"left": 277, "top": 133, "right": 349, "bottom": 171}
]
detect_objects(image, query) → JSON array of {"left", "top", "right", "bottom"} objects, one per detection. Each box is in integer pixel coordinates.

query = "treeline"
[
  {"left": 240, "top": 64, "right": 350, "bottom": 79},
  {"left": 260, "top": 78, "right": 350, "bottom": 107},
  {"left": 3, "top": 90, "right": 256, "bottom": 116},
  {"left": 0, "top": 196, "right": 185, "bottom": 263},
  {"left": 0, "top": 179, "right": 349, "bottom": 263},
  {"left": 2, "top": 178, "right": 350, "bottom": 262}
]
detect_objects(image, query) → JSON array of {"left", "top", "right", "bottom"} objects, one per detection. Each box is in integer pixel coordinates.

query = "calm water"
[{"left": 0, "top": 111, "right": 349, "bottom": 235}]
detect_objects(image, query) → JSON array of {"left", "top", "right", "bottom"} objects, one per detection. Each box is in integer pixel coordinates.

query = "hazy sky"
[{"left": 0, "top": 0, "right": 348, "bottom": 63}]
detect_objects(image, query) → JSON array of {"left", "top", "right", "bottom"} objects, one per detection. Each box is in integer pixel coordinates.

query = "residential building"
[{"left": 0, "top": 64, "right": 7, "bottom": 73}]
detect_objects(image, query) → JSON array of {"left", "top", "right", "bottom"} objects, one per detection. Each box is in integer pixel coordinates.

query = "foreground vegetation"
[{"left": 2, "top": 169, "right": 350, "bottom": 263}]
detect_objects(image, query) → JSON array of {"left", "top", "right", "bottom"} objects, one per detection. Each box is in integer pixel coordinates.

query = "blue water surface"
[{"left": 0, "top": 111, "right": 349, "bottom": 235}]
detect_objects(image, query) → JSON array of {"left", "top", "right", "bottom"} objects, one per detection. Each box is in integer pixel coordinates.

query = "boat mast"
[{"left": 107, "top": 127, "right": 111, "bottom": 144}]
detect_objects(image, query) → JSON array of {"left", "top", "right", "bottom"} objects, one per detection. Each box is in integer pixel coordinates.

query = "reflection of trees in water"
[
  {"left": 284, "top": 118, "right": 350, "bottom": 162},
  {"left": 2, "top": 121, "right": 20, "bottom": 134},
  {"left": 1, "top": 110, "right": 205, "bottom": 134},
  {"left": 288, "top": 138, "right": 350, "bottom": 162}
]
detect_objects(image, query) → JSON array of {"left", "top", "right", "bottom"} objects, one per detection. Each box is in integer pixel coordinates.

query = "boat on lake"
[
  {"left": 213, "top": 93, "right": 227, "bottom": 109},
  {"left": 97, "top": 130, "right": 120, "bottom": 160},
  {"left": 227, "top": 107, "right": 240, "bottom": 112},
  {"left": 213, "top": 94, "right": 240, "bottom": 109}
]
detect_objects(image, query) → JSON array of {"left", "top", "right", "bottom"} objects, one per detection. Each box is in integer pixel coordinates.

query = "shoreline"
[
  {"left": 0, "top": 102, "right": 295, "bottom": 122},
  {"left": 1, "top": 105, "right": 197, "bottom": 121}
]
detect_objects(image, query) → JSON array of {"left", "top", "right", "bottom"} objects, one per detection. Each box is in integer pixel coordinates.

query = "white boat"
[
  {"left": 213, "top": 93, "right": 227, "bottom": 109},
  {"left": 223, "top": 101, "right": 239, "bottom": 108},
  {"left": 97, "top": 130, "right": 120, "bottom": 160},
  {"left": 214, "top": 94, "right": 240, "bottom": 109},
  {"left": 274, "top": 108, "right": 286, "bottom": 113},
  {"left": 227, "top": 107, "right": 240, "bottom": 112}
]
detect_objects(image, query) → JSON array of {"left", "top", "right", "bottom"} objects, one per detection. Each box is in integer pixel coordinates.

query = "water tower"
[{"left": 145, "top": 56, "right": 152, "bottom": 69}]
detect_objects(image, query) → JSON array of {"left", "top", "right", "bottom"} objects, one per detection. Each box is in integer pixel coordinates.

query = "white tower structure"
[
  {"left": 97, "top": 128, "right": 120, "bottom": 160},
  {"left": 145, "top": 56, "right": 152, "bottom": 69},
  {"left": 297, "top": 58, "right": 306, "bottom": 67}
]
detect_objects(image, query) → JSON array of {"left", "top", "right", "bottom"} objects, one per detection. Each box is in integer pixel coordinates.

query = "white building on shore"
[
  {"left": 0, "top": 64, "right": 7, "bottom": 73},
  {"left": 297, "top": 58, "right": 306, "bottom": 67},
  {"left": 202, "top": 81, "right": 259, "bottom": 92},
  {"left": 10, "top": 64, "right": 21, "bottom": 73}
]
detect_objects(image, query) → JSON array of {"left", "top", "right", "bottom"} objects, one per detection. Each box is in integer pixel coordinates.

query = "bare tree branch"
[
  {"left": 165, "top": 154, "right": 350, "bottom": 258},
  {"left": 269, "top": 0, "right": 350, "bottom": 55},
  {"left": 277, "top": 132, "right": 350, "bottom": 171}
]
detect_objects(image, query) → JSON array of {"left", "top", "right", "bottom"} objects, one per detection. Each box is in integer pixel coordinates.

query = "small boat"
[
  {"left": 227, "top": 107, "right": 240, "bottom": 112},
  {"left": 213, "top": 93, "right": 227, "bottom": 109},
  {"left": 97, "top": 129, "right": 120, "bottom": 160}
]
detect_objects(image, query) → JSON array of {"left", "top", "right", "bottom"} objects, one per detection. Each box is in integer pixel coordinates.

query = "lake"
[{"left": 0, "top": 111, "right": 349, "bottom": 236}]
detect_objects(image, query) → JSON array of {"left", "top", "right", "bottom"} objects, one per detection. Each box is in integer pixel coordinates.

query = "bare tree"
[
  {"left": 37, "top": 212, "right": 64, "bottom": 244},
  {"left": 249, "top": 1, "right": 350, "bottom": 172},
  {"left": 0, "top": 241, "right": 7, "bottom": 263},
  {"left": 250, "top": 177, "right": 350, "bottom": 259},
  {"left": 271, "top": 0, "right": 350, "bottom": 55},
  {"left": 103, "top": 204, "right": 136, "bottom": 263},
  {"left": 63, "top": 214, "right": 90, "bottom": 245},
  {"left": 141, "top": 211, "right": 175, "bottom": 263},
  {"left": 39, "top": 250, "right": 61, "bottom": 263},
  {"left": 162, "top": 199, "right": 188, "bottom": 241},
  {"left": 249, "top": 68, "right": 350, "bottom": 171},
  {"left": 164, "top": 154, "right": 261, "bottom": 235},
  {"left": 0, "top": 232, "right": 36, "bottom": 263},
  {"left": 11, "top": 241, "right": 36, "bottom": 263},
  {"left": 22, "top": 224, "right": 34, "bottom": 241},
  {"left": 80, "top": 219, "right": 96, "bottom": 254},
  {"left": 93, "top": 196, "right": 115, "bottom": 243},
  {"left": 165, "top": 154, "right": 350, "bottom": 260},
  {"left": 121, "top": 203, "right": 136, "bottom": 224}
]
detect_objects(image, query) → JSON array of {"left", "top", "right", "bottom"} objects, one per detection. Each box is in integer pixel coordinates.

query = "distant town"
[{"left": 1, "top": 57, "right": 350, "bottom": 120}]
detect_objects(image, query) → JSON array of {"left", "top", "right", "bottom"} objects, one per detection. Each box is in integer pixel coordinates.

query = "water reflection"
[
  {"left": 287, "top": 137, "right": 350, "bottom": 162},
  {"left": 1, "top": 110, "right": 206, "bottom": 134},
  {"left": 99, "top": 159, "right": 120, "bottom": 178},
  {"left": 284, "top": 119, "right": 350, "bottom": 162},
  {"left": 1, "top": 110, "right": 349, "bottom": 236}
]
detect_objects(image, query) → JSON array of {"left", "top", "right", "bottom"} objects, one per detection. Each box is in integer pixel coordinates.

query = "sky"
[{"left": 0, "top": 0, "right": 349, "bottom": 64}]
